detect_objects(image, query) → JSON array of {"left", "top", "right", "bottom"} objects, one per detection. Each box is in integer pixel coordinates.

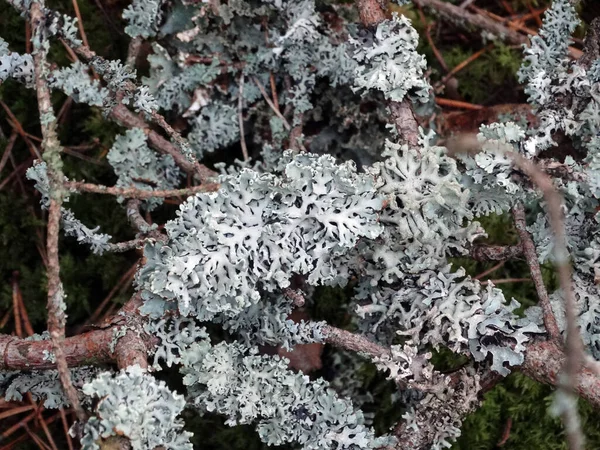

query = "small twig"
[
  {"left": 0, "top": 101, "right": 42, "bottom": 159},
  {"left": 0, "top": 404, "right": 35, "bottom": 420},
  {"left": 485, "top": 277, "right": 531, "bottom": 284},
  {"left": 37, "top": 414, "right": 59, "bottom": 450},
  {"left": 126, "top": 199, "right": 153, "bottom": 234},
  {"left": 415, "top": 6, "right": 449, "bottom": 72},
  {"left": 252, "top": 76, "right": 291, "bottom": 130},
  {"left": 0, "top": 132, "right": 18, "bottom": 176},
  {"left": 83, "top": 260, "right": 139, "bottom": 328},
  {"left": 435, "top": 44, "right": 493, "bottom": 93},
  {"left": 17, "top": 284, "right": 35, "bottom": 338},
  {"left": 238, "top": 74, "right": 249, "bottom": 161},
  {"left": 511, "top": 155, "right": 585, "bottom": 450},
  {"left": 71, "top": 0, "right": 89, "bottom": 48},
  {"left": 474, "top": 260, "right": 506, "bottom": 280},
  {"left": 110, "top": 104, "right": 216, "bottom": 181},
  {"left": 512, "top": 204, "right": 561, "bottom": 339},
  {"left": 269, "top": 72, "right": 280, "bottom": 112},
  {"left": 355, "top": 0, "right": 420, "bottom": 147},
  {"left": 126, "top": 37, "right": 143, "bottom": 68},
  {"left": 470, "top": 244, "right": 523, "bottom": 261},
  {"left": 104, "top": 238, "right": 148, "bottom": 253},
  {"left": 0, "top": 411, "right": 62, "bottom": 450},
  {"left": 526, "top": 0, "right": 543, "bottom": 27},
  {"left": 23, "top": 425, "right": 51, "bottom": 450},
  {"left": 64, "top": 180, "right": 219, "bottom": 199},
  {"left": 323, "top": 325, "right": 391, "bottom": 360},
  {"left": 467, "top": 5, "right": 582, "bottom": 58}
]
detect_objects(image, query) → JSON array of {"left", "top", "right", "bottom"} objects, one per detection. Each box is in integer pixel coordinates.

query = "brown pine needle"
[
  {"left": 0, "top": 405, "right": 35, "bottom": 421},
  {"left": 436, "top": 98, "right": 484, "bottom": 110}
]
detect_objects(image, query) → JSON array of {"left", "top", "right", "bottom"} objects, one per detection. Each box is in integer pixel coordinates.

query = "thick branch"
[
  {"left": 0, "top": 324, "right": 156, "bottom": 371},
  {"left": 0, "top": 295, "right": 155, "bottom": 371},
  {"left": 65, "top": 180, "right": 219, "bottom": 199},
  {"left": 523, "top": 340, "right": 600, "bottom": 409}
]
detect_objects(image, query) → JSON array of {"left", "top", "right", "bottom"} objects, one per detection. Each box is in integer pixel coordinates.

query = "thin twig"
[
  {"left": 126, "top": 37, "right": 143, "bottom": 68},
  {"left": 470, "top": 244, "right": 523, "bottom": 261},
  {"left": 0, "top": 132, "right": 18, "bottom": 176},
  {"left": 238, "top": 74, "right": 249, "bottom": 161},
  {"left": 435, "top": 44, "right": 493, "bottom": 93},
  {"left": 110, "top": 104, "right": 216, "bottom": 181},
  {"left": 83, "top": 260, "right": 139, "bottom": 328},
  {"left": 64, "top": 180, "right": 219, "bottom": 198},
  {"left": 513, "top": 204, "right": 561, "bottom": 339},
  {"left": 269, "top": 72, "right": 280, "bottom": 112},
  {"left": 467, "top": 5, "right": 583, "bottom": 58},
  {"left": 29, "top": 1, "right": 87, "bottom": 423},
  {"left": 485, "top": 277, "right": 531, "bottom": 284},
  {"left": 252, "top": 76, "right": 291, "bottom": 130},
  {"left": 475, "top": 260, "right": 506, "bottom": 280},
  {"left": 323, "top": 325, "right": 391, "bottom": 359},
  {"left": 511, "top": 155, "right": 585, "bottom": 450}
]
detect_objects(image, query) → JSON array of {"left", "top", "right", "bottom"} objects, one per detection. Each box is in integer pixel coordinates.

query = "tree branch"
[
  {"left": 110, "top": 104, "right": 216, "bottom": 181},
  {"left": 354, "top": 0, "right": 420, "bottom": 147},
  {"left": 65, "top": 180, "right": 219, "bottom": 199},
  {"left": 29, "top": 0, "right": 86, "bottom": 423},
  {"left": 512, "top": 204, "right": 561, "bottom": 339},
  {"left": 413, "top": 0, "right": 529, "bottom": 45},
  {"left": 323, "top": 325, "right": 391, "bottom": 360},
  {"left": 470, "top": 244, "right": 523, "bottom": 261},
  {"left": 511, "top": 154, "right": 586, "bottom": 450},
  {"left": 523, "top": 340, "right": 600, "bottom": 409}
]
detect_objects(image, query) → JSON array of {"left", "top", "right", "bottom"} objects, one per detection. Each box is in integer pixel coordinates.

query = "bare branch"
[
  {"left": 238, "top": 74, "right": 249, "bottom": 161},
  {"left": 470, "top": 244, "right": 523, "bottom": 261},
  {"left": 511, "top": 155, "right": 585, "bottom": 450},
  {"left": 252, "top": 76, "right": 291, "bottom": 130},
  {"left": 64, "top": 180, "right": 219, "bottom": 199},
  {"left": 323, "top": 324, "right": 391, "bottom": 360},
  {"left": 512, "top": 204, "right": 561, "bottom": 339},
  {"left": 109, "top": 104, "right": 217, "bottom": 181},
  {"left": 0, "top": 298, "right": 156, "bottom": 371}
]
